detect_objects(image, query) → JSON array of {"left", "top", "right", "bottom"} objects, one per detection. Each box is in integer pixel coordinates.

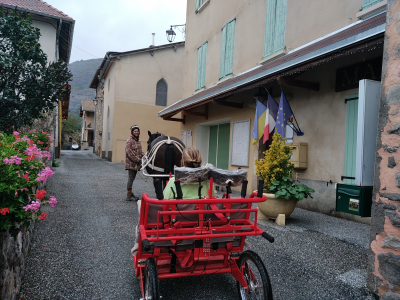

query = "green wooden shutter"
[
  {"left": 263, "top": 0, "right": 287, "bottom": 58},
  {"left": 208, "top": 125, "right": 218, "bottom": 167},
  {"left": 274, "top": 0, "right": 287, "bottom": 52},
  {"left": 201, "top": 42, "right": 207, "bottom": 88},
  {"left": 195, "top": 0, "right": 200, "bottom": 12},
  {"left": 196, "top": 43, "right": 207, "bottom": 90},
  {"left": 361, "top": 0, "right": 383, "bottom": 10},
  {"left": 216, "top": 123, "right": 230, "bottom": 169},
  {"left": 220, "top": 24, "right": 227, "bottom": 79},
  {"left": 344, "top": 94, "right": 359, "bottom": 185},
  {"left": 220, "top": 19, "right": 235, "bottom": 79},
  {"left": 196, "top": 45, "right": 203, "bottom": 90},
  {"left": 264, "top": 0, "right": 277, "bottom": 58},
  {"left": 224, "top": 19, "right": 235, "bottom": 77}
]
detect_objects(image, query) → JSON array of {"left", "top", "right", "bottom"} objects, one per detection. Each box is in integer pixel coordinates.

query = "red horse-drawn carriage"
[{"left": 134, "top": 165, "right": 274, "bottom": 300}]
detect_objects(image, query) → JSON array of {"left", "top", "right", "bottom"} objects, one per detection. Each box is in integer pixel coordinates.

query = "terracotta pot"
[{"left": 257, "top": 192, "right": 297, "bottom": 219}]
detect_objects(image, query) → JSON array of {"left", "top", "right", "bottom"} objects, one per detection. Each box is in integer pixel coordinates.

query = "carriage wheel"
[
  {"left": 236, "top": 250, "right": 273, "bottom": 300},
  {"left": 144, "top": 257, "right": 160, "bottom": 300}
]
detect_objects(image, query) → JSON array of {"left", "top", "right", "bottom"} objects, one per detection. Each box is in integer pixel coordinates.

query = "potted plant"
[{"left": 255, "top": 133, "right": 314, "bottom": 219}]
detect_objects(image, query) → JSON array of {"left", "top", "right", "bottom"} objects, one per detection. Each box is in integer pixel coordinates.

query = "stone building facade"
[{"left": 368, "top": 0, "right": 400, "bottom": 297}]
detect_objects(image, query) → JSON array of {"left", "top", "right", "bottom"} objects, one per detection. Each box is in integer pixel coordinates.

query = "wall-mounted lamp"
[
  {"left": 166, "top": 24, "right": 186, "bottom": 43},
  {"left": 253, "top": 88, "right": 267, "bottom": 103},
  {"left": 93, "top": 98, "right": 98, "bottom": 106}
]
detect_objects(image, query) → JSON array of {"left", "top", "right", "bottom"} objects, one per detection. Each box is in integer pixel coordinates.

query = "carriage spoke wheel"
[
  {"left": 237, "top": 250, "right": 273, "bottom": 300},
  {"left": 144, "top": 257, "right": 160, "bottom": 300}
]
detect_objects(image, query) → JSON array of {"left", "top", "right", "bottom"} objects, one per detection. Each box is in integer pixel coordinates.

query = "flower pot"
[{"left": 257, "top": 192, "right": 297, "bottom": 219}]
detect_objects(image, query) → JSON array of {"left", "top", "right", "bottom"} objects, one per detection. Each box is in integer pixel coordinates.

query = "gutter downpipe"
[{"left": 53, "top": 18, "right": 62, "bottom": 162}]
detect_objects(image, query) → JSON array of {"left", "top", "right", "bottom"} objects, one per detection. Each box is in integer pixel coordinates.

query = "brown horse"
[{"left": 145, "top": 131, "right": 185, "bottom": 189}]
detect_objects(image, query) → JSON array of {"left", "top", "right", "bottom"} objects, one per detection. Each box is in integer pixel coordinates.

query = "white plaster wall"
[{"left": 32, "top": 19, "right": 57, "bottom": 62}]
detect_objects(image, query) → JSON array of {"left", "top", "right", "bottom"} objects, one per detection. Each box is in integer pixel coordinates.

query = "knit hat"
[{"left": 130, "top": 125, "right": 140, "bottom": 133}]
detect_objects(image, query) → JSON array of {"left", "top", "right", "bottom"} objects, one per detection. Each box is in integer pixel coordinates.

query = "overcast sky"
[{"left": 46, "top": 0, "right": 187, "bottom": 63}]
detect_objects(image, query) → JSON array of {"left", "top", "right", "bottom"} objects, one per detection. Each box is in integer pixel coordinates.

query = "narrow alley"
[{"left": 20, "top": 150, "right": 374, "bottom": 300}]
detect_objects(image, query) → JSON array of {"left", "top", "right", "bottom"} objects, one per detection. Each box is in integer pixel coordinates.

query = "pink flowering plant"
[{"left": 0, "top": 131, "right": 57, "bottom": 236}]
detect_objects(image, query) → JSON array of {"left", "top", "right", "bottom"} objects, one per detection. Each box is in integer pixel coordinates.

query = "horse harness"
[{"left": 141, "top": 136, "right": 184, "bottom": 173}]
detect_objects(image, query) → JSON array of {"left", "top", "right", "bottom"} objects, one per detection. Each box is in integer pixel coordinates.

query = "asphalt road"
[{"left": 20, "top": 149, "right": 375, "bottom": 300}]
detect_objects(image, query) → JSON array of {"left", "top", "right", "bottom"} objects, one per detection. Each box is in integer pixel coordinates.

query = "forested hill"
[{"left": 67, "top": 58, "right": 103, "bottom": 117}]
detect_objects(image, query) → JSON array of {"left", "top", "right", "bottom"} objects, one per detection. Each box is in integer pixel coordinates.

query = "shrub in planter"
[
  {"left": 255, "top": 133, "right": 314, "bottom": 201},
  {"left": 0, "top": 131, "right": 57, "bottom": 236}
]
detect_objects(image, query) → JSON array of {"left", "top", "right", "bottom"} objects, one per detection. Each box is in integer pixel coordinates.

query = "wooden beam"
[
  {"left": 277, "top": 76, "right": 319, "bottom": 91},
  {"left": 212, "top": 100, "right": 243, "bottom": 108},
  {"left": 182, "top": 105, "right": 208, "bottom": 120},
  {"left": 163, "top": 116, "right": 185, "bottom": 124}
]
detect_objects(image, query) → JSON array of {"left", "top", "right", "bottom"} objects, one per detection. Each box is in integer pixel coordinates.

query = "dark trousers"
[{"left": 127, "top": 170, "right": 137, "bottom": 190}]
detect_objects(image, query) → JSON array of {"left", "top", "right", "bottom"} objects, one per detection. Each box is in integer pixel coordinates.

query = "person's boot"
[
  {"left": 126, "top": 194, "right": 135, "bottom": 201},
  {"left": 131, "top": 193, "right": 140, "bottom": 201},
  {"left": 126, "top": 189, "right": 134, "bottom": 201}
]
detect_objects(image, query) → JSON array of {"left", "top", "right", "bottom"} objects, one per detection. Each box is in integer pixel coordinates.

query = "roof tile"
[{"left": 0, "top": 0, "right": 73, "bottom": 20}]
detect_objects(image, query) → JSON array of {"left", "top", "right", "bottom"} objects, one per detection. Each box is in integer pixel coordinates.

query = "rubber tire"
[
  {"left": 144, "top": 257, "right": 160, "bottom": 300},
  {"left": 236, "top": 250, "right": 273, "bottom": 300}
]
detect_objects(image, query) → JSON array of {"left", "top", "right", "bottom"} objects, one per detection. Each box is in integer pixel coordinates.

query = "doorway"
[{"left": 208, "top": 123, "right": 230, "bottom": 169}]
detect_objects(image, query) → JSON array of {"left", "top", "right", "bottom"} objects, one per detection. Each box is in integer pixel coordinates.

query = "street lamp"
[{"left": 166, "top": 24, "right": 186, "bottom": 43}]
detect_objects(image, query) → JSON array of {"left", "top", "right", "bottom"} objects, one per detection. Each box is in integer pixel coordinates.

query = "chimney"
[{"left": 152, "top": 33, "right": 155, "bottom": 46}]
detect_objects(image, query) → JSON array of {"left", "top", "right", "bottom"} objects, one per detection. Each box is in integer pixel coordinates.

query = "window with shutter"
[
  {"left": 220, "top": 19, "right": 235, "bottom": 80},
  {"left": 155, "top": 79, "right": 168, "bottom": 106},
  {"left": 361, "top": 0, "right": 383, "bottom": 10},
  {"left": 196, "top": 42, "right": 207, "bottom": 90},
  {"left": 344, "top": 94, "right": 359, "bottom": 185},
  {"left": 195, "top": 0, "right": 208, "bottom": 13},
  {"left": 263, "top": 0, "right": 287, "bottom": 58}
]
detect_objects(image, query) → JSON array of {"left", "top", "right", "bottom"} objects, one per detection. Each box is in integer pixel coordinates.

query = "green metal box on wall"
[{"left": 336, "top": 184, "right": 373, "bottom": 217}]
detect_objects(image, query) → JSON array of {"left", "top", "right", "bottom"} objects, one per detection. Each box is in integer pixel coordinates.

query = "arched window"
[{"left": 155, "top": 79, "right": 168, "bottom": 106}]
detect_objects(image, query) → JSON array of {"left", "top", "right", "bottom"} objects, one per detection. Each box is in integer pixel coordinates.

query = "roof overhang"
[
  {"left": 0, "top": 4, "right": 75, "bottom": 63},
  {"left": 89, "top": 42, "right": 185, "bottom": 89},
  {"left": 159, "top": 12, "right": 386, "bottom": 119}
]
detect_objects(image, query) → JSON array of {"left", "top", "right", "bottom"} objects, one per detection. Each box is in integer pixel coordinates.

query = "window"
[
  {"left": 344, "top": 93, "right": 359, "bottom": 185},
  {"left": 220, "top": 19, "right": 235, "bottom": 80},
  {"left": 361, "top": 0, "right": 383, "bottom": 10},
  {"left": 263, "top": 0, "right": 287, "bottom": 58},
  {"left": 155, "top": 79, "right": 168, "bottom": 106},
  {"left": 195, "top": 0, "right": 209, "bottom": 12},
  {"left": 196, "top": 42, "right": 207, "bottom": 90}
]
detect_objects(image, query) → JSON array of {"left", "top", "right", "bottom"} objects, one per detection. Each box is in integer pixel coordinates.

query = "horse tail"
[{"left": 164, "top": 144, "right": 175, "bottom": 175}]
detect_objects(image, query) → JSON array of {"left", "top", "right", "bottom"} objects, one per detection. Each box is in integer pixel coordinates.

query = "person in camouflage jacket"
[{"left": 125, "top": 125, "right": 144, "bottom": 201}]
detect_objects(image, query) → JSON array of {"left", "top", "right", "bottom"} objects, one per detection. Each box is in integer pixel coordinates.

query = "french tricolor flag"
[{"left": 263, "top": 94, "right": 279, "bottom": 143}]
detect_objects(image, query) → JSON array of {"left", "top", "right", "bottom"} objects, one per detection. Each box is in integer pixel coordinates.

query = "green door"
[
  {"left": 344, "top": 94, "right": 358, "bottom": 185},
  {"left": 208, "top": 123, "right": 230, "bottom": 169},
  {"left": 208, "top": 125, "right": 218, "bottom": 167}
]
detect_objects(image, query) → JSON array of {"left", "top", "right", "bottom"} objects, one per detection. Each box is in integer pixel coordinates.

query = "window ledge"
[
  {"left": 259, "top": 48, "right": 286, "bottom": 65},
  {"left": 356, "top": 0, "right": 387, "bottom": 19},
  {"left": 218, "top": 74, "right": 233, "bottom": 84},
  {"left": 196, "top": 0, "right": 210, "bottom": 14},
  {"left": 193, "top": 87, "right": 205, "bottom": 95}
]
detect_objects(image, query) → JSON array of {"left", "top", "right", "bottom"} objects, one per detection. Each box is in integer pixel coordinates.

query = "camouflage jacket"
[{"left": 125, "top": 135, "right": 143, "bottom": 171}]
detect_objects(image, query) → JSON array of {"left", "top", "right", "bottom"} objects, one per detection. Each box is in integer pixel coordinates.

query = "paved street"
[{"left": 20, "top": 150, "right": 375, "bottom": 300}]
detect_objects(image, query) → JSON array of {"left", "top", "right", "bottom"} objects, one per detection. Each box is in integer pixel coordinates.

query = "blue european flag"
[{"left": 276, "top": 91, "right": 293, "bottom": 138}]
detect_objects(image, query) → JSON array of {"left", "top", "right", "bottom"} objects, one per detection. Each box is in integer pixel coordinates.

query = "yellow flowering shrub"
[{"left": 255, "top": 133, "right": 294, "bottom": 191}]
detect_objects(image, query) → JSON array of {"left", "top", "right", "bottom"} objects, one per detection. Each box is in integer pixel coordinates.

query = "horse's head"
[{"left": 147, "top": 131, "right": 163, "bottom": 151}]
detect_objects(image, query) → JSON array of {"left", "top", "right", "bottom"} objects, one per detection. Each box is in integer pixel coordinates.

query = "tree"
[
  {"left": 62, "top": 116, "right": 81, "bottom": 143},
  {"left": 0, "top": 8, "right": 72, "bottom": 133}
]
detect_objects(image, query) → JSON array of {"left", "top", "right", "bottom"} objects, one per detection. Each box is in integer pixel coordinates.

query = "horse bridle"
[{"left": 141, "top": 136, "right": 185, "bottom": 175}]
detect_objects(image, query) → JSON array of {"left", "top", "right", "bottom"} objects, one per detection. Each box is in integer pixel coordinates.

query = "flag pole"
[{"left": 280, "top": 89, "right": 304, "bottom": 136}]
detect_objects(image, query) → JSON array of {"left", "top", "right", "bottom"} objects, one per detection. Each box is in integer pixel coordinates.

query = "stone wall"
[
  {"left": 0, "top": 227, "right": 33, "bottom": 300},
  {"left": 368, "top": 0, "right": 400, "bottom": 297}
]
